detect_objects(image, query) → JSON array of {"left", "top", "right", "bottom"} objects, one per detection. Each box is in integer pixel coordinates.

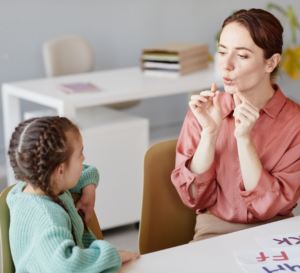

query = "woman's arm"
[
  {"left": 189, "top": 130, "right": 218, "bottom": 198},
  {"left": 233, "top": 91, "right": 262, "bottom": 191},
  {"left": 233, "top": 91, "right": 300, "bottom": 220},
  {"left": 171, "top": 112, "right": 218, "bottom": 211},
  {"left": 238, "top": 139, "right": 300, "bottom": 220},
  {"left": 236, "top": 137, "right": 262, "bottom": 191}
]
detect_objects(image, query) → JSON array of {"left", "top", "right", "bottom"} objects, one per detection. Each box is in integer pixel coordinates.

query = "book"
[
  {"left": 142, "top": 42, "right": 209, "bottom": 77},
  {"left": 143, "top": 69, "right": 180, "bottom": 78},
  {"left": 143, "top": 61, "right": 181, "bottom": 70},
  {"left": 142, "top": 53, "right": 180, "bottom": 62}
]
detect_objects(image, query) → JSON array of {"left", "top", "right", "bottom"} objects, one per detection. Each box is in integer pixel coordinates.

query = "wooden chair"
[
  {"left": 139, "top": 139, "right": 196, "bottom": 255},
  {"left": 0, "top": 184, "right": 103, "bottom": 273}
]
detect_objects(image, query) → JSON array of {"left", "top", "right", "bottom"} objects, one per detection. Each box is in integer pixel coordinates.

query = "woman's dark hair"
[
  {"left": 220, "top": 9, "right": 283, "bottom": 82},
  {"left": 8, "top": 116, "right": 86, "bottom": 245}
]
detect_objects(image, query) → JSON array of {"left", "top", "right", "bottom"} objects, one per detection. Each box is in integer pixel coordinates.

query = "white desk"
[
  {"left": 120, "top": 216, "right": 300, "bottom": 273},
  {"left": 2, "top": 65, "right": 223, "bottom": 229},
  {"left": 2, "top": 64, "right": 222, "bottom": 186}
]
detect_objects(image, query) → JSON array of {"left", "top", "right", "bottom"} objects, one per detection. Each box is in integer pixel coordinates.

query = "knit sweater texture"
[{"left": 7, "top": 164, "right": 122, "bottom": 273}]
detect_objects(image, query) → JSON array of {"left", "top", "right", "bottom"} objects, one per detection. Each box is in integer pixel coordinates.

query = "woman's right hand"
[
  {"left": 118, "top": 250, "right": 140, "bottom": 263},
  {"left": 189, "top": 83, "right": 222, "bottom": 135}
]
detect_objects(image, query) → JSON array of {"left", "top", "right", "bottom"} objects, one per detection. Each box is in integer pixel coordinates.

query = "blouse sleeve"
[
  {"left": 239, "top": 140, "right": 300, "bottom": 220},
  {"left": 171, "top": 110, "right": 218, "bottom": 211},
  {"left": 69, "top": 165, "right": 100, "bottom": 194}
]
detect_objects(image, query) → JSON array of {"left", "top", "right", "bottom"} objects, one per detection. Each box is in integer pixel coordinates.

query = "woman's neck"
[{"left": 241, "top": 81, "right": 276, "bottom": 109}]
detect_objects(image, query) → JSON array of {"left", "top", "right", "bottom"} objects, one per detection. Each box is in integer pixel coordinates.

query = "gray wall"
[
  {"left": 0, "top": 0, "right": 300, "bottom": 168},
  {"left": 0, "top": 1, "right": 300, "bottom": 272}
]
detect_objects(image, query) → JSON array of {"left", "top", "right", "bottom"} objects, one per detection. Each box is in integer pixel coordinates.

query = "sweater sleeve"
[
  {"left": 82, "top": 228, "right": 98, "bottom": 249},
  {"left": 239, "top": 141, "right": 300, "bottom": 221},
  {"left": 70, "top": 165, "right": 100, "bottom": 194},
  {"left": 29, "top": 226, "right": 121, "bottom": 273},
  {"left": 171, "top": 111, "right": 218, "bottom": 211}
]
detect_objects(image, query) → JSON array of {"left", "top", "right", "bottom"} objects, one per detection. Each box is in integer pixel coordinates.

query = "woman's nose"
[{"left": 221, "top": 55, "right": 234, "bottom": 72}]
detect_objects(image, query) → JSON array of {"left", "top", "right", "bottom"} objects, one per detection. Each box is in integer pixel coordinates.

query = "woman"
[{"left": 171, "top": 9, "right": 300, "bottom": 242}]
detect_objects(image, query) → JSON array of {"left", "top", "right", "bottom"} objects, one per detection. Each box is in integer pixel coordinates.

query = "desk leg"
[{"left": 2, "top": 89, "right": 21, "bottom": 186}]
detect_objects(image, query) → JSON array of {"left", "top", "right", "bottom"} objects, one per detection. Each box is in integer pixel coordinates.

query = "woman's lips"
[{"left": 223, "top": 77, "right": 233, "bottom": 86}]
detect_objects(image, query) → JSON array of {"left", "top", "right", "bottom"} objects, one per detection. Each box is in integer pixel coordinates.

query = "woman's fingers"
[
  {"left": 189, "top": 100, "right": 203, "bottom": 107},
  {"left": 234, "top": 89, "right": 259, "bottom": 112},
  {"left": 235, "top": 112, "right": 250, "bottom": 127},
  {"left": 233, "top": 93, "right": 242, "bottom": 107},
  {"left": 211, "top": 82, "right": 217, "bottom": 92},
  {"left": 191, "top": 95, "right": 209, "bottom": 102},
  {"left": 235, "top": 107, "right": 255, "bottom": 122},
  {"left": 234, "top": 102, "right": 259, "bottom": 119},
  {"left": 213, "top": 90, "right": 222, "bottom": 111}
]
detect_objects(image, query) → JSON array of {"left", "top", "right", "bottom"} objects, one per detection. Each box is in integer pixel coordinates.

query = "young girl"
[
  {"left": 172, "top": 9, "right": 300, "bottom": 241},
  {"left": 7, "top": 116, "right": 140, "bottom": 272}
]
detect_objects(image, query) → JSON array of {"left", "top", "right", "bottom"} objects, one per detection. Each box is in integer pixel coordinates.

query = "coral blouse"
[{"left": 171, "top": 85, "right": 300, "bottom": 223}]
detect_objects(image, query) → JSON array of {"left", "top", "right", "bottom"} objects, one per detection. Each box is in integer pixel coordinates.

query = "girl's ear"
[
  {"left": 53, "top": 163, "right": 66, "bottom": 181},
  {"left": 266, "top": 53, "right": 281, "bottom": 73}
]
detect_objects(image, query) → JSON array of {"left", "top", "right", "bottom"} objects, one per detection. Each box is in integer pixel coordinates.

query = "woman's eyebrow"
[{"left": 219, "top": 44, "right": 253, "bottom": 53}]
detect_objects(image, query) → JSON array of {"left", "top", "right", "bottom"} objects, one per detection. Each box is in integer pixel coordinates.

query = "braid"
[
  {"left": 41, "top": 186, "right": 78, "bottom": 245},
  {"left": 8, "top": 116, "right": 81, "bottom": 245}
]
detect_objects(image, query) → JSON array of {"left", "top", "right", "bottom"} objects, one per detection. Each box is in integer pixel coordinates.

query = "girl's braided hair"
[{"left": 8, "top": 116, "right": 82, "bottom": 245}]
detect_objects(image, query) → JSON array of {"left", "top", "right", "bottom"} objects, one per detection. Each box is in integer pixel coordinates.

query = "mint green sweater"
[{"left": 7, "top": 165, "right": 122, "bottom": 273}]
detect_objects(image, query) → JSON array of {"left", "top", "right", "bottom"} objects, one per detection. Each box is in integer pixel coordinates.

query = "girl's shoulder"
[{"left": 7, "top": 182, "right": 71, "bottom": 229}]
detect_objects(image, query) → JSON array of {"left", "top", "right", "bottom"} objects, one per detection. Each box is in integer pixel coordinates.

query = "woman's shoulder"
[
  {"left": 285, "top": 97, "right": 300, "bottom": 112},
  {"left": 7, "top": 183, "right": 71, "bottom": 229},
  {"left": 281, "top": 97, "right": 300, "bottom": 122}
]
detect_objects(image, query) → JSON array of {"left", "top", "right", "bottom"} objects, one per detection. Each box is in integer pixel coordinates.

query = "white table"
[
  {"left": 2, "top": 64, "right": 222, "bottom": 186},
  {"left": 120, "top": 216, "right": 300, "bottom": 273},
  {"left": 2, "top": 65, "right": 223, "bottom": 229}
]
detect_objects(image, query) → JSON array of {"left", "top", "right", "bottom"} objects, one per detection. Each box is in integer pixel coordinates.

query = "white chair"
[
  {"left": 43, "top": 35, "right": 95, "bottom": 77},
  {"left": 42, "top": 35, "right": 140, "bottom": 110}
]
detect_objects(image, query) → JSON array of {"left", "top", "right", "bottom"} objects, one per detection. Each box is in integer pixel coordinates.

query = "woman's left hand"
[
  {"left": 75, "top": 184, "right": 96, "bottom": 224},
  {"left": 233, "top": 90, "right": 260, "bottom": 139}
]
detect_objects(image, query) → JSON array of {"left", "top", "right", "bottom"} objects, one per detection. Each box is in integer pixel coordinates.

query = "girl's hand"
[
  {"left": 233, "top": 90, "right": 260, "bottom": 139},
  {"left": 118, "top": 250, "right": 140, "bottom": 263},
  {"left": 189, "top": 83, "right": 222, "bottom": 136},
  {"left": 76, "top": 184, "right": 96, "bottom": 223}
]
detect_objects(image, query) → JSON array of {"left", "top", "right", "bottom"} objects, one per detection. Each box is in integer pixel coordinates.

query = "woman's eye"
[
  {"left": 218, "top": 51, "right": 226, "bottom": 55},
  {"left": 238, "top": 54, "right": 247, "bottom": 59}
]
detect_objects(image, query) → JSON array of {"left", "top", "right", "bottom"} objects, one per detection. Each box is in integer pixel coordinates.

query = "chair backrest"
[
  {"left": 42, "top": 35, "right": 95, "bottom": 77},
  {"left": 0, "top": 185, "right": 103, "bottom": 273},
  {"left": 139, "top": 139, "right": 196, "bottom": 255},
  {"left": 70, "top": 193, "right": 103, "bottom": 240},
  {"left": 0, "top": 185, "right": 15, "bottom": 273}
]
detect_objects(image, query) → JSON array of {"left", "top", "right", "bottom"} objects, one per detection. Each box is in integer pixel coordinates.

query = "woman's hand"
[
  {"left": 75, "top": 184, "right": 96, "bottom": 224},
  {"left": 118, "top": 250, "right": 140, "bottom": 263},
  {"left": 189, "top": 83, "right": 222, "bottom": 136},
  {"left": 233, "top": 90, "right": 259, "bottom": 139}
]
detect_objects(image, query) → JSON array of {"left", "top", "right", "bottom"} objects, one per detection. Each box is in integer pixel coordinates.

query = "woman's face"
[{"left": 218, "top": 22, "right": 270, "bottom": 95}]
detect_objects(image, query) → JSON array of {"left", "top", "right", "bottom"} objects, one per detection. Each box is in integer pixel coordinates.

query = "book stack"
[{"left": 141, "top": 43, "right": 209, "bottom": 78}]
